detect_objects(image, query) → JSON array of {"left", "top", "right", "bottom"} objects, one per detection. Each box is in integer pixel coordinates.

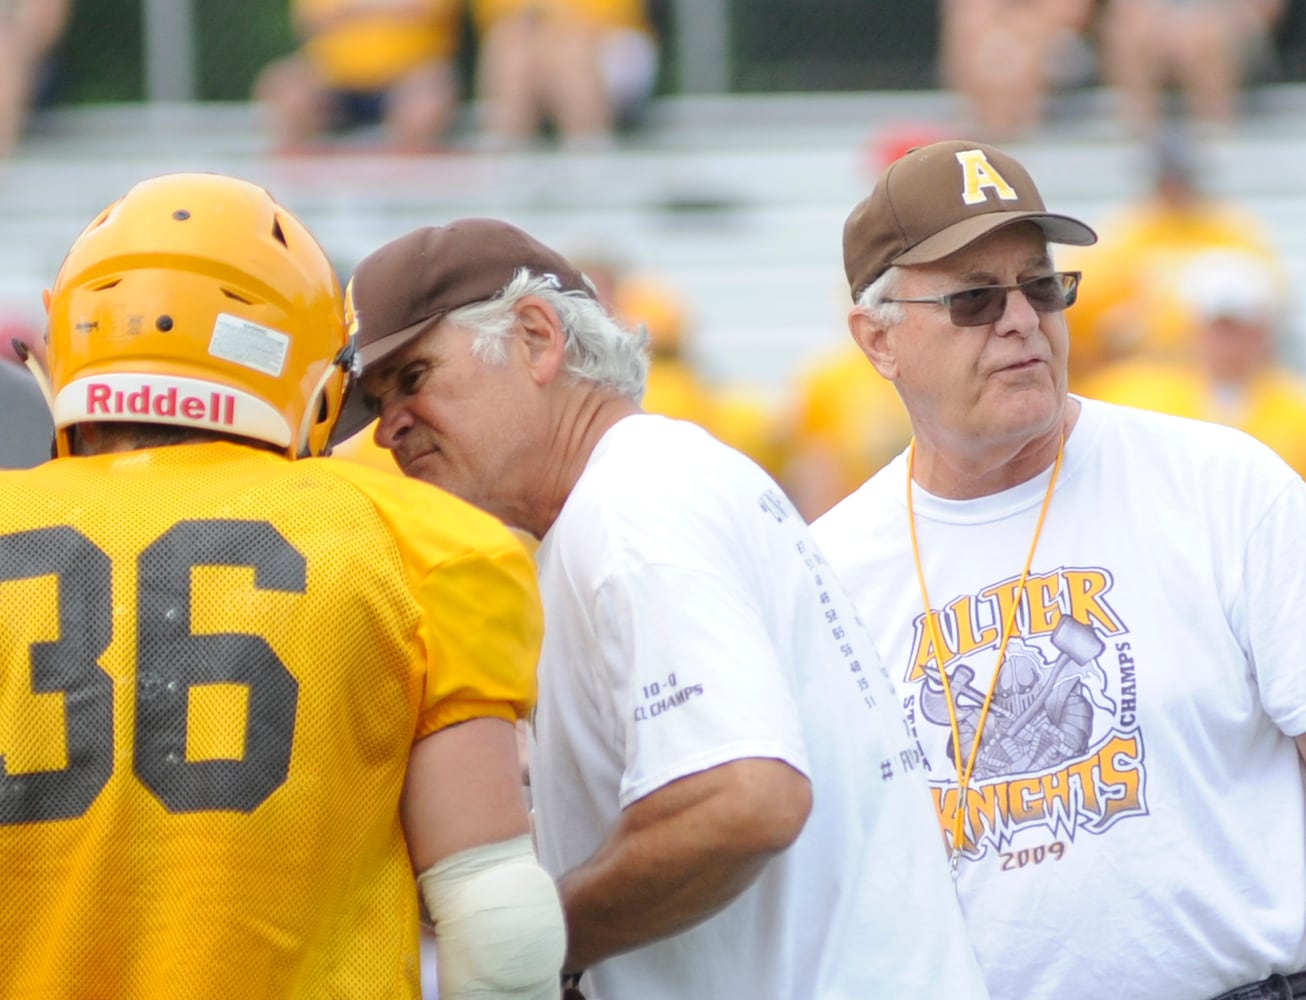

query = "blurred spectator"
[
  {"left": 471, "top": 0, "right": 658, "bottom": 149},
  {"left": 1060, "top": 131, "right": 1284, "bottom": 389},
  {"left": 0, "top": 0, "right": 71, "bottom": 157},
  {"left": 710, "top": 384, "right": 788, "bottom": 485},
  {"left": 0, "top": 322, "right": 53, "bottom": 468},
  {"left": 253, "top": 0, "right": 463, "bottom": 152},
  {"left": 613, "top": 271, "right": 786, "bottom": 478},
  {"left": 938, "top": 0, "right": 1095, "bottom": 139},
  {"left": 1097, "top": 0, "right": 1284, "bottom": 136},
  {"left": 613, "top": 271, "right": 716, "bottom": 426},
  {"left": 1082, "top": 249, "right": 1306, "bottom": 476},
  {"left": 779, "top": 341, "right": 912, "bottom": 521}
]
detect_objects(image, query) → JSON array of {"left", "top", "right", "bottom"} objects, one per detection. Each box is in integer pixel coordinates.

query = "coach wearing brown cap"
[
  {"left": 812, "top": 139, "right": 1306, "bottom": 1000},
  {"left": 340, "top": 216, "right": 990, "bottom": 999}
]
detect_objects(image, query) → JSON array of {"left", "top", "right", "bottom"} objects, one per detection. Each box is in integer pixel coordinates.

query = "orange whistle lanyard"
[{"left": 906, "top": 437, "right": 1064, "bottom": 876}]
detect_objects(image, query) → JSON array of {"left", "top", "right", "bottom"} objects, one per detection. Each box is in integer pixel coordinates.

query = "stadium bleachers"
[{"left": 7, "top": 85, "right": 1306, "bottom": 390}]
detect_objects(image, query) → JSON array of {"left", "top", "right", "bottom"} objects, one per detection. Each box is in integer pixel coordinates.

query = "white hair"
[
  {"left": 854, "top": 266, "right": 906, "bottom": 327},
  {"left": 446, "top": 269, "right": 649, "bottom": 401}
]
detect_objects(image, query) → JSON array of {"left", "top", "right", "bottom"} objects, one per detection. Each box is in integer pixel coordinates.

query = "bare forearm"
[
  {"left": 558, "top": 831, "right": 774, "bottom": 971},
  {"left": 556, "top": 759, "right": 812, "bottom": 972}
]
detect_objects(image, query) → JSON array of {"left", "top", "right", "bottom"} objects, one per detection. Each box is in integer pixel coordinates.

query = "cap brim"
[
  {"left": 329, "top": 388, "right": 377, "bottom": 448},
  {"left": 894, "top": 211, "right": 1097, "bottom": 267},
  {"left": 328, "top": 313, "right": 441, "bottom": 447},
  {"left": 357, "top": 313, "right": 442, "bottom": 369}
]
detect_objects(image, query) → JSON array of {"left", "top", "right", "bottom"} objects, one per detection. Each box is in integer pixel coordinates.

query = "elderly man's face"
[
  {"left": 362, "top": 318, "right": 539, "bottom": 524},
  {"left": 884, "top": 223, "right": 1072, "bottom": 458}
]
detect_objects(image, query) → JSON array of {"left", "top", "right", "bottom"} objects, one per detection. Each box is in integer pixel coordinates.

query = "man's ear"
[
  {"left": 848, "top": 308, "right": 899, "bottom": 381},
  {"left": 514, "top": 296, "right": 568, "bottom": 384}
]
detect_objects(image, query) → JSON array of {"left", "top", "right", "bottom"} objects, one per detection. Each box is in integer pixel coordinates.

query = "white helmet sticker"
[{"left": 209, "top": 313, "right": 290, "bottom": 377}]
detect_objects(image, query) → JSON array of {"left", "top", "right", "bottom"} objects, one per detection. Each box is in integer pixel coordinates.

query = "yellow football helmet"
[{"left": 41, "top": 172, "right": 355, "bottom": 458}]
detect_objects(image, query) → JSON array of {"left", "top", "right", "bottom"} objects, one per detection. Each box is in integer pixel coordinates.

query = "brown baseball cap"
[
  {"left": 842, "top": 139, "right": 1097, "bottom": 300},
  {"left": 330, "top": 217, "right": 596, "bottom": 444}
]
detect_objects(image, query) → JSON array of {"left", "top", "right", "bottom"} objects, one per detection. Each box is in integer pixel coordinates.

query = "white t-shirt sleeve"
[
  {"left": 1238, "top": 472, "right": 1306, "bottom": 737},
  {"left": 594, "top": 560, "right": 810, "bottom": 809}
]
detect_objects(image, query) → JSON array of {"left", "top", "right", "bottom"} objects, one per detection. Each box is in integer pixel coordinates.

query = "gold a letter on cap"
[{"left": 957, "top": 149, "right": 1018, "bottom": 206}]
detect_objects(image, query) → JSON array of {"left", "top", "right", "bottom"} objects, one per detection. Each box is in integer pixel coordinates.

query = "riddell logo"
[{"left": 85, "top": 382, "right": 236, "bottom": 425}]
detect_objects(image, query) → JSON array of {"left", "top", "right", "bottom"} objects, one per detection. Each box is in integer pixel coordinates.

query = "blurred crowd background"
[{"left": 6, "top": 0, "right": 1306, "bottom": 522}]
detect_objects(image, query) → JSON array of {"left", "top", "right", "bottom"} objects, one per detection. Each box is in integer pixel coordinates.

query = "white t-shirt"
[
  {"left": 812, "top": 396, "right": 1306, "bottom": 1000},
  {"left": 530, "top": 414, "right": 988, "bottom": 1000}
]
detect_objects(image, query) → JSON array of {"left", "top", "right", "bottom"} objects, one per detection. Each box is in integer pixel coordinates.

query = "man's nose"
[
  {"left": 372, "top": 401, "right": 412, "bottom": 449},
  {"left": 995, "top": 285, "right": 1042, "bottom": 334}
]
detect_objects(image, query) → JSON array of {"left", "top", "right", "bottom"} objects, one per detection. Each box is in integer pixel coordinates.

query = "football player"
[{"left": 0, "top": 172, "right": 563, "bottom": 999}]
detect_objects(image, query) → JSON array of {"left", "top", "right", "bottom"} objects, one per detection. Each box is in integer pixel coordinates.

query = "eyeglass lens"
[{"left": 950, "top": 274, "right": 1078, "bottom": 327}]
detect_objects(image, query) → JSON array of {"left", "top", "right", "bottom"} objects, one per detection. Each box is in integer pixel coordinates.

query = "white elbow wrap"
[{"left": 418, "top": 834, "right": 566, "bottom": 1000}]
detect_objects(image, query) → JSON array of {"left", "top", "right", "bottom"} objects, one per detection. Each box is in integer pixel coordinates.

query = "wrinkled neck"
[{"left": 909, "top": 397, "right": 1080, "bottom": 500}]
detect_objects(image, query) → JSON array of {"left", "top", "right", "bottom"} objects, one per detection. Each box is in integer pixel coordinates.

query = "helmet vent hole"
[
  {"left": 156, "top": 315, "right": 174, "bottom": 332},
  {"left": 221, "top": 288, "right": 253, "bottom": 305},
  {"left": 173, "top": 210, "right": 191, "bottom": 221},
  {"left": 271, "top": 218, "right": 288, "bottom": 248},
  {"left": 90, "top": 279, "right": 121, "bottom": 292},
  {"left": 87, "top": 207, "right": 113, "bottom": 231}
]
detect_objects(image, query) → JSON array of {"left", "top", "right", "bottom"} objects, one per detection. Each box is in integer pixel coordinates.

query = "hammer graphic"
[{"left": 1007, "top": 616, "right": 1105, "bottom": 733}]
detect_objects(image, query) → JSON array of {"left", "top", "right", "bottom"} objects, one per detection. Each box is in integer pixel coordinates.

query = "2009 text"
[{"left": 999, "top": 841, "right": 1066, "bottom": 870}]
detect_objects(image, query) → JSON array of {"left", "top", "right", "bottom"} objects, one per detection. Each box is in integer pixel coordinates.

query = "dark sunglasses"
[{"left": 883, "top": 271, "right": 1081, "bottom": 327}]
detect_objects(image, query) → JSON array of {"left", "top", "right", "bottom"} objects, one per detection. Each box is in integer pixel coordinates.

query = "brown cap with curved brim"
[
  {"left": 842, "top": 139, "right": 1098, "bottom": 301},
  {"left": 330, "top": 217, "right": 596, "bottom": 445}
]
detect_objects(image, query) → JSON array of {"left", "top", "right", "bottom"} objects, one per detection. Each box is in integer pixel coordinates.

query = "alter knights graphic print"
[{"left": 900, "top": 565, "right": 1146, "bottom": 860}]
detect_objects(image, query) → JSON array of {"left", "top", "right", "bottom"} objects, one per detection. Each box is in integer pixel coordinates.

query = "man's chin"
[{"left": 397, "top": 453, "right": 447, "bottom": 489}]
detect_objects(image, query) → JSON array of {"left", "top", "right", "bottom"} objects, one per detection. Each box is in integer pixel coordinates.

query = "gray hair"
[
  {"left": 854, "top": 266, "right": 905, "bottom": 327},
  {"left": 447, "top": 269, "right": 649, "bottom": 401}
]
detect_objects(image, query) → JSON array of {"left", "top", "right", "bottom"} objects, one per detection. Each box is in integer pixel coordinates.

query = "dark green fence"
[
  {"left": 48, "top": 0, "right": 1306, "bottom": 108},
  {"left": 56, "top": 0, "right": 294, "bottom": 104}
]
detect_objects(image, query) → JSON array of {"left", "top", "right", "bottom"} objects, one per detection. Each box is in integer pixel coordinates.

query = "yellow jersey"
[
  {"left": 297, "top": 0, "right": 463, "bottom": 92},
  {"left": 0, "top": 441, "right": 542, "bottom": 999},
  {"left": 472, "top": 0, "right": 650, "bottom": 32},
  {"left": 1082, "top": 361, "right": 1306, "bottom": 478},
  {"left": 784, "top": 343, "right": 913, "bottom": 517},
  {"left": 642, "top": 357, "right": 719, "bottom": 430},
  {"left": 1061, "top": 199, "right": 1282, "bottom": 387},
  {"left": 708, "top": 385, "right": 788, "bottom": 482}
]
